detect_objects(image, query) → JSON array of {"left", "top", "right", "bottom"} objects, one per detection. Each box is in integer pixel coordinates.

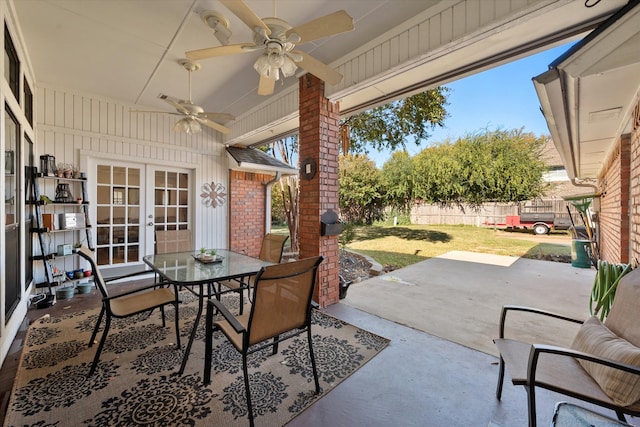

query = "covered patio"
[{"left": 1, "top": 0, "right": 638, "bottom": 424}]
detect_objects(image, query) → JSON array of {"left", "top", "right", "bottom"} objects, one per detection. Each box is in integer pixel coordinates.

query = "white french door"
[{"left": 91, "top": 159, "right": 192, "bottom": 268}]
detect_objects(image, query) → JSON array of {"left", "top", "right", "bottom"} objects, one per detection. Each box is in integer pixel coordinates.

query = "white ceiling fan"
[
  {"left": 186, "top": 0, "right": 354, "bottom": 96},
  {"left": 133, "top": 59, "right": 234, "bottom": 135}
]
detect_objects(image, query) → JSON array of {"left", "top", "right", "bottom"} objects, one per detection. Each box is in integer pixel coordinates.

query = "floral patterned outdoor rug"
[{"left": 4, "top": 291, "right": 389, "bottom": 426}]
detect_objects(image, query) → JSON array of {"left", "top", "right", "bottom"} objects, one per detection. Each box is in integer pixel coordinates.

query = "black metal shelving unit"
[{"left": 29, "top": 167, "right": 94, "bottom": 293}]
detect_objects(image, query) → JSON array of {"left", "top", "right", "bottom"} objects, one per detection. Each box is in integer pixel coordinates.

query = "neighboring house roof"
[
  {"left": 533, "top": 0, "right": 640, "bottom": 181},
  {"left": 226, "top": 146, "right": 297, "bottom": 176},
  {"left": 539, "top": 138, "right": 564, "bottom": 168},
  {"left": 539, "top": 138, "right": 586, "bottom": 199}
]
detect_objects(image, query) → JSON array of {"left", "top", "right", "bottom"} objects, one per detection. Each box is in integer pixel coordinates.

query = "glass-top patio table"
[{"left": 143, "top": 249, "right": 274, "bottom": 374}]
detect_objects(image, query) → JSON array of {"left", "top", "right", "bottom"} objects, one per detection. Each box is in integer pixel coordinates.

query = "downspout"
[
  {"left": 264, "top": 172, "right": 282, "bottom": 234},
  {"left": 572, "top": 177, "right": 599, "bottom": 195}
]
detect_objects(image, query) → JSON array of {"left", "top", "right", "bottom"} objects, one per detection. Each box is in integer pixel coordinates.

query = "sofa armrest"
[
  {"left": 529, "top": 344, "right": 640, "bottom": 381},
  {"left": 499, "top": 305, "right": 584, "bottom": 339}
]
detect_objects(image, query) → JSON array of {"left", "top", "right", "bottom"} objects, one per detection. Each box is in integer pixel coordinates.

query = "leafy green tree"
[
  {"left": 270, "top": 136, "right": 300, "bottom": 251},
  {"left": 270, "top": 185, "right": 286, "bottom": 225},
  {"left": 413, "top": 129, "right": 548, "bottom": 208},
  {"left": 339, "top": 154, "right": 384, "bottom": 224},
  {"left": 341, "top": 88, "right": 449, "bottom": 153},
  {"left": 381, "top": 150, "right": 414, "bottom": 213},
  {"left": 413, "top": 142, "right": 465, "bottom": 205}
]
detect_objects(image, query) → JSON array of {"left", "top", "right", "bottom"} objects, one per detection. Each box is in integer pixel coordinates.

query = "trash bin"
[{"left": 571, "top": 239, "right": 591, "bottom": 268}]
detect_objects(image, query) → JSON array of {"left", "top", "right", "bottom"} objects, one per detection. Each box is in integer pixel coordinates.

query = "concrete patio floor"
[{"left": 289, "top": 251, "right": 638, "bottom": 426}]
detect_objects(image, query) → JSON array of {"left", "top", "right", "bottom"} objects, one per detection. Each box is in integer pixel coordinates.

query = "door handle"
[{"left": 147, "top": 222, "right": 154, "bottom": 226}]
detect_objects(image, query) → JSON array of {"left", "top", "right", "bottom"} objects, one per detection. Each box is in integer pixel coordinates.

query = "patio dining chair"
[
  {"left": 77, "top": 246, "right": 181, "bottom": 376},
  {"left": 204, "top": 255, "right": 323, "bottom": 427},
  {"left": 155, "top": 229, "right": 193, "bottom": 254},
  {"left": 154, "top": 229, "right": 193, "bottom": 286},
  {"left": 217, "top": 233, "right": 289, "bottom": 313}
]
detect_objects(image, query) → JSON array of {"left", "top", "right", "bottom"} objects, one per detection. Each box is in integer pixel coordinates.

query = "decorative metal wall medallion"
[{"left": 201, "top": 181, "right": 226, "bottom": 208}]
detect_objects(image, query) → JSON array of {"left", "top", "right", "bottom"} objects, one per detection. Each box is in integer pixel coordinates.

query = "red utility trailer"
[{"left": 505, "top": 212, "right": 572, "bottom": 235}]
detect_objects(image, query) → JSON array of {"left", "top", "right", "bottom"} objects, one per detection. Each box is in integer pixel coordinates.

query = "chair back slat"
[
  {"left": 77, "top": 246, "right": 109, "bottom": 298},
  {"left": 248, "top": 256, "right": 322, "bottom": 345},
  {"left": 604, "top": 267, "right": 640, "bottom": 346},
  {"left": 156, "top": 230, "right": 193, "bottom": 254},
  {"left": 258, "top": 233, "right": 289, "bottom": 263}
]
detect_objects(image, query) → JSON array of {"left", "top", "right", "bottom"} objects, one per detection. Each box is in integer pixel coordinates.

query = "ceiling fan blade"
[
  {"left": 197, "top": 117, "right": 231, "bottom": 134},
  {"left": 219, "top": 0, "right": 270, "bottom": 35},
  {"left": 295, "top": 51, "right": 343, "bottom": 86},
  {"left": 287, "top": 10, "right": 354, "bottom": 44},
  {"left": 257, "top": 75, "right": 276, "bottom": 96},
  {"left": 186, "top": 43, "right": 254, "bottom": 60},
  {"left": 158, "top": 93, "right": 189, "bottom": 114},
  {"left": 130, "top": 109, "right": 171, "bottom": 114},
  {"left": 200, "top": 112, "right": 236, "bottom": 122}
]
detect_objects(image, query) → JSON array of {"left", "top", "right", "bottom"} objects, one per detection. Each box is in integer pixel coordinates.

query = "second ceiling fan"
[
  {"left": 135, "top": 59, "right": 234, "bottom": 135},
  {"left": 187, "top": 0, "right": 354, "bottom": 95}
]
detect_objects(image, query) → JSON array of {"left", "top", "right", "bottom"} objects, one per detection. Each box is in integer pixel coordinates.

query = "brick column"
[
  {"left": 228, "top": 170, "right": 271, "bottom": 257},
  {"left": 298, "top": 74, "right": 340, "bottom": 307}
]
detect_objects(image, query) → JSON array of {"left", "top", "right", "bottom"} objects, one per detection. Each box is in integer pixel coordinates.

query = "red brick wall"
[
  {"left": 599, "top": 135, "right": 631, "bottom": 264},
  {"left": 298, "top": 74, "right": 340, "bottom": 307},
  {"left": 630, "top": 101, "right": 640, "bottom": 262},
  {"left": 228, "top": 170, "right": 272, "bottom": 257}
]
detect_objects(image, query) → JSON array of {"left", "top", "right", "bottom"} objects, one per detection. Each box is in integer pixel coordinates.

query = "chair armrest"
[
  {"left": 527, "top": 343, "right": 640, "bottom": 383},
  {"left": 499, "top": 305, "right": 584, "bottom": 339},
  {"left": 209, "top": 299, "right": 246, "bottom": 333},
  {"left": 104, "top": 270, "right": 151, "bottom": 283}
]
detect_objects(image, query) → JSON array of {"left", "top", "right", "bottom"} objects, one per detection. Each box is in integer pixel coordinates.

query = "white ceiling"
[{"left": 14, "top": 0, "right": 432, "bottom": 120}]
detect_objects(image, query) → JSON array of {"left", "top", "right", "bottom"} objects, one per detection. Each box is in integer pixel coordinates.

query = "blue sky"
[{"left": 368, "top": 42, "right": 574, "bottom": 167}]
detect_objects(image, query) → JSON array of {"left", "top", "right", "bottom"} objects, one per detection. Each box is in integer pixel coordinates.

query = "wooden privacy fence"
[{"left": 409, "top": 199, "right": 579, "bottom": 228}]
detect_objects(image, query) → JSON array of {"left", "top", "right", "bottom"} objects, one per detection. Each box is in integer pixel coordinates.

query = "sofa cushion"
[
  {"left": 571, "top": 316, "right": 640, "bottom": 406},
  {"left": 605, "top": 267, "right": 640, "bottom": 347}
]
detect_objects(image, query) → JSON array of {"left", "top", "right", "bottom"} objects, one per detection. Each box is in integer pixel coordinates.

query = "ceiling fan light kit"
[
  {"left": 173, "top": 117, "right": 202, "bottom": 135},
  {"left": 253, "top": 50, "right": 297, "bottom": 81}
]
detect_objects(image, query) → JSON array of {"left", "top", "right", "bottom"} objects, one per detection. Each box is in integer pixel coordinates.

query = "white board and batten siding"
[{"left": 36, "top": 84, "right": 229, "bottom": 253}]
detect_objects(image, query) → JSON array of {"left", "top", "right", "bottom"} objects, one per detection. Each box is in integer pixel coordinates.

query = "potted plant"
[{"left": 590, "top": 260, "right": 634, "bottom": 320}]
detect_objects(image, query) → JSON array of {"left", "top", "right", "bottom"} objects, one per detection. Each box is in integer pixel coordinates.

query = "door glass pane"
[
  {"left": 155, "top": 171, "right": 164, "bottom": 186},
  {"left": 97, "top": 165, "right": 110, "bottom": 184},
  {"left": 179, "top": 173, "right": 188, "bottom": 188},
  {"left": 179, "top": 190, "right": 188, "bottom": 205},
  {"left": 128, "top": 188, "right": 140, "bottom": 205},
  {"left": 96, "top": 206, "right": 110, "bottom": 224},
  {"left": 128, "top": 207, "right": 139, "bottom": 223},
  {"left": 113, "top": 167, "right": 126, "bottom": 185},
  {"left": 167, "top": 189, "right": 176, "bottom": 205},
  {"left": 154, "top": 189, "right": 164, "bottom": 205},
  {"left": 129, "top": 169, "right": 140, "bottom": 186},
  {"left": 167, "top": 172, "right": 177, "bottom": 188},
  {"left": 97, "top": 185, "right": 110, "bottom": 204}
]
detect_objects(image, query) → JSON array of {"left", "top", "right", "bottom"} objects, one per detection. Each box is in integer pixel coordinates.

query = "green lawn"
[
  {"left": 272, "top": 224, "right": 572, "bottom": 269},
  {"left": 346, "top": 224, "right": 571, "bottom": 268}
]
